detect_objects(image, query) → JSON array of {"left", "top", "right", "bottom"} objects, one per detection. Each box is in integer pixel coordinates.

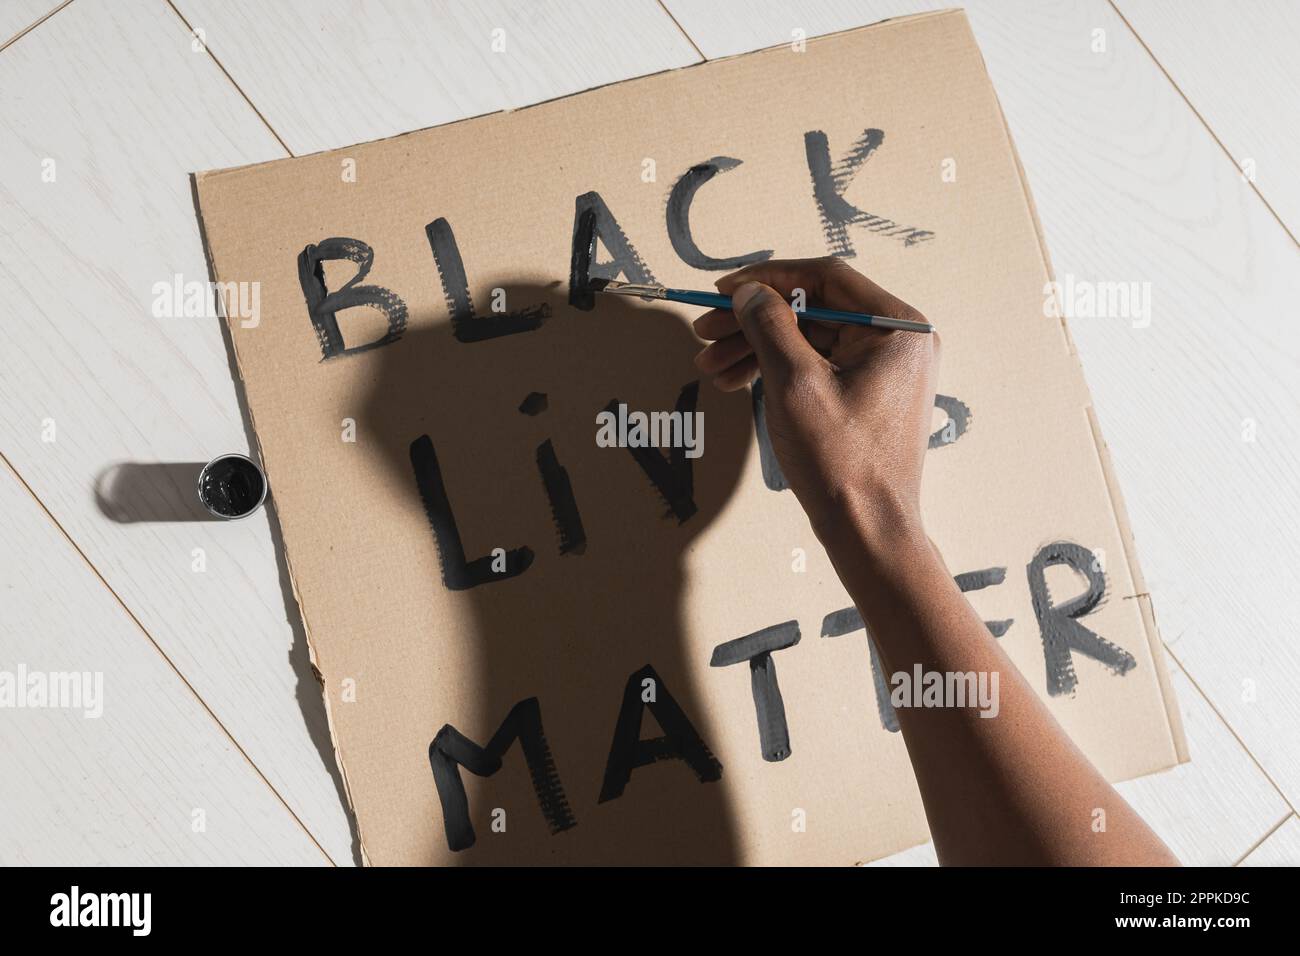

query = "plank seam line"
[
  {"left": 1164, "top": 642, "right": 1298, "bottom": 819},
  {"left": 0, "top": 448, "right": 336, "bottom": 866},
  {"left": 1232, "top": 812, "right": 1295, "bottom": 867},
  {"left": 655, "top": 0, "right": 707, "bottom": 61},
  {"left": 163, "top": 0, "right": 296, "bottom": 157},
  {"left": 1108, "top": 0, "right": 1299, "bottom": 248},
  {"left": 0, "top": 0, "right": 75, "bottom": 56}
]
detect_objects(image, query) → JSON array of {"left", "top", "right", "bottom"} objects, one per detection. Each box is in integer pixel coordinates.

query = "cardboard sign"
[{"left": 195, "top": 10, "right": 1186, "bottom": 865}]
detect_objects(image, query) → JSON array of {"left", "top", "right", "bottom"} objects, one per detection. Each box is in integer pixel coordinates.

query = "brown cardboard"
[{"left": 194, "top": 9, "right": 1186, "bottom": 866}]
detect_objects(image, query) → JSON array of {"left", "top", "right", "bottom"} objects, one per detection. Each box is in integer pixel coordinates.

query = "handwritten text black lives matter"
[{"left": 292, "top": 127, "right": 1137, "bottom": 852}]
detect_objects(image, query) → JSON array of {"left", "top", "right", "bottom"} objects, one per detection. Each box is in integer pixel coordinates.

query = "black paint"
[
  {"left": 568, "top": 191, "right": 657, "bottom": 311},
  {"left": 750, "top": 378, "right": 789, "bottom": 492},
  {"left": 864, "top": 635, "right": 900, "bottom": 732},
  {"left": 536, "top": 439, "right": 586, "bottom": 556},
  {"left": 955, "top": 566, "right": 1013, "bottom": 637},
  {"left": 756, "top": 385, "right": 972, "bottom": 492},
  {"left": 929, "top": 394, "right": 972, "bottom": 449},
  {"left": 666, "top": 157, "right": 773, "bottom": 271},
  {"left": 298, "top": 237, "right": 408, "bottom": 360},
  {"left": 428, "top": 697, "right": 576, "bottom": 852},
  {"left": 983, "top": 619, "right": 1013, "bottom": 639},
  {"left": 518, "top": 391, "right": 548, "bottom": 416},
  {"left": 569, "top": 207, "right": 598, "bottom": 310},
  {"left": 819, "top": 607, "right": 863, "bottom": 640},
  {"left": 197, "top": 454, "right": 265, "bottom": 519},
  {"left": 804, "top": 130, "right": 934, "bottom": 256},
  {"left": 426, "top": 218, "right": 549, "bottom": 342},
  {"left": 820, "top": 607, "right": 899, "bottom": 733},
  {"left": 604, "top": 381, "right": 700, "bottom": 523},
  {"left": 820, "top": 562, "right": 1012, "bottom": 735},
  {"left": 710, "top": 621, "right": 801, "bottom": 762},
  {"left": 409, "top": 434, "right": 534, "bottom": 590},
  {"left": 598, "top": 664, "right": 722, "bottom": 803},
  {"left": 1027, "top": 541, "right": 1137, "bottom": 696}
]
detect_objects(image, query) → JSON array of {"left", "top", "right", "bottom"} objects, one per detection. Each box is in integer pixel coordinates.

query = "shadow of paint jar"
[{"left": 197, "top": 453, "right": 267, "bottom": 520}]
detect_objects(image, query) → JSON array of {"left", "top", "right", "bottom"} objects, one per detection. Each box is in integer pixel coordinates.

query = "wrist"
[{"left": 804, "top": 484, "right": 928, "bottom": 561}]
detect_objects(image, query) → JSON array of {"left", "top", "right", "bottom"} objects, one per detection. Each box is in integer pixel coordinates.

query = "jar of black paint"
[{"left": 197, "top": 453, "right": 267, "bottom": 520}]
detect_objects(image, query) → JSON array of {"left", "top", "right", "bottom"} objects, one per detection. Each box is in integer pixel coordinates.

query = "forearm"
[
  {"left": 699, "top": 257, "right": 1174, "bottom": 864},
  {"left": 811, "top": 497, "right": 1178, "bottom": 866}
]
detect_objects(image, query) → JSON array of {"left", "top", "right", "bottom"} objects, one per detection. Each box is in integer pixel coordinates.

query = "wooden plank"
[
  {"left": 664, "top": 0, "right": 945, "bottom": 58},
  {"left": 0, "top": 459, "right": 327, "bottom": 865},
  {"left": 865, "top": 841, "right": 938, "bottom": 867},
  {"left": 0, "top": 0, "right": 64, "bottom": 50},
  {"left": 867, "top": 655, "right": 1289, "bottom": 865},
  {"left": 0, "top": 0, "right": 356, "bottom": 863},
  {"left": 173, "top": 0, "right": 702, "bottom": 155},
  {"left": 1115, "top": 0, "right": 1300, "bottom": 240},
  {"left": 1240, "top": 815, "right": 1300, "bottom": 867},
  {"left": 663, "top": 0, "right": 1300, "bottom": 816},
  {"left": 1113, "top": 661, "right": 1288, "bottom": 865}
]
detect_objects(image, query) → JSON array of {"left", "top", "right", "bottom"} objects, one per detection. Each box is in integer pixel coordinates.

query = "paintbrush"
[{"left": 589, "top": 278, "right": 933, "bottom": 333}]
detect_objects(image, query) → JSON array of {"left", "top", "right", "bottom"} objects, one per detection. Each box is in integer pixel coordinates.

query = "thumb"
[{"left": 730, "top": 281, "right": 821, "bottom": 383}]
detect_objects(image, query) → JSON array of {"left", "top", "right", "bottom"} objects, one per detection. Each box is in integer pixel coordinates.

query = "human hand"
[{"left": 693, "top": 257, "right": 938, "bottom": 541}]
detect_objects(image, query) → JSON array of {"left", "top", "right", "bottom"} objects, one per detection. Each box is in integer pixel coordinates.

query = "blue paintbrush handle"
[
  {"left": 663, "top": 288, "right": 932, "bottom": 333},
  {"left": 664, "top": 289, "right": 741, "bottom": 311}
]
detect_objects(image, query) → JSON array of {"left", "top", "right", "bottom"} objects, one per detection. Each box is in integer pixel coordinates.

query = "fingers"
[
  {"left": 694, "top": 313, "right": 836, "bottom": 388},
  {"left": 692, "top": 308, "right": 738, "bottom": 342},
  {"left": 729, "top": 281, "right": 824, "bottom": 383},
  {"left": 694, "top": 329, "right": 753, "bottom": 374},
  {"left": 717, "top": 256, "right": 927, "bottom": 327},
  {"left": 713, "top": 354, "right": 759, "bottom": 391},
  {"left": 695, "top": 309, "right": 836, "bottom": 353}
]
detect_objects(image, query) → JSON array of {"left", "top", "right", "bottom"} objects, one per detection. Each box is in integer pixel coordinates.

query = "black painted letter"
[
  {"left": 605, "top": 381, "right": 700, "bottom": 523},
  {"left": 599, "top": 664, "right": 722, "bottom": 802},
  {"left": 426, "top": 218, "right": 549, "bottom": 342},
  {"left": 298, "top": 237, "right": 407, "bottom": 360},
  {"left": 410, "top": 435, "right": 533, "bottom": 589},
  {"left": 536, "top": 439, "right": 586, "bottom": 555},
  {"left": 667, "top": 157, "right": 772, "bottom": 271},
  {"left": 821, "top": 607, "right": 899, "bottom": 733},
  {"left": 428, "top": 698, "right": 575, "bottom": 852},
  {"left": 710, "top": 621, "right": 801, "bottom": 761},
  {"left": 1027, "top": 541, "right": 1136, "bottom": 696},
  {"left": 954, "top": 566, "right": 1013, "bottom": 637},
  {"left": 569, "top": 191, "right": 657, "bottom": 310},
  {"left": 929, "top": 394, "right": 972, "bottom": 449},
  {"left": 804, "top": 129, "right": 934, "bottom": 256},
  {"left": 751, "top": 378, "right": 789, "bottom": 492}
]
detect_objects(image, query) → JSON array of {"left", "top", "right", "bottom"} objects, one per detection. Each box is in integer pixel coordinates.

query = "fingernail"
[{"left": 730, "top": 281, "right": 762, "bottom": 314}]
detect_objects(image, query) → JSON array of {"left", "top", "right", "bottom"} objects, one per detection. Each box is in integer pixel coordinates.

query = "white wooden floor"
[{"left": 0, "top": 0, "right": 1296, "bottom": 867}]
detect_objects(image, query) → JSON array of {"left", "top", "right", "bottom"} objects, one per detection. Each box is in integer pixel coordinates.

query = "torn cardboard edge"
[
  {"left": 189, "top": 175, "right": 370, "bottom": 867},
  {"left": 193, "top": 7, "right": 1186, "bottom": 867}
]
